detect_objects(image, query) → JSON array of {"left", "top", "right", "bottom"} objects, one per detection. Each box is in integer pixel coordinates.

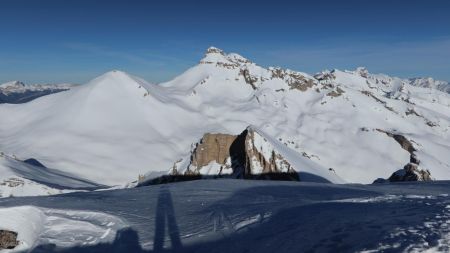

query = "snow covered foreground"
[{"left": 1, "top": 179, "right": 450, "bottom": 252}]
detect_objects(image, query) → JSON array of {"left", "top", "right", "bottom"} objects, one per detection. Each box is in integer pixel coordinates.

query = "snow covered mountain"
[
  {"left": 408, "top": 77, "right": 450, "bottom": 94},
  {"left": 0, "top": 81, "right": 75, "bottom": 104},
  {"left": 0, "top": 47, "right": 449, "bottom": 187}
]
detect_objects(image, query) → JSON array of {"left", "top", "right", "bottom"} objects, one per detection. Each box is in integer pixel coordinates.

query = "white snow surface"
[
  {"left": 0, "top": 206, "right": 126, "bottom": 252},
  {"left": 0, "top": 49, "right": 449, "bottom": 185},
  {"left": 1, "top": 179, "right": 450, "bottom": 252},
  {"left": 408, "top": 77, "right": 450, "bottom": 94},
  {"left": 251, "top": 127, "right": 344, "bottom": 183},
  {"left": 0, "top": 154, "right": 102, "bottom": 198}
]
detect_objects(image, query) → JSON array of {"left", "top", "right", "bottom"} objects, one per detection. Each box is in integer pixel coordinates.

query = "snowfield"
[
  {"left": 1, "top": 179, "right": 450, "bottom": 252},
  {"left": 0, "top": 154, "right": 103, "bottom": 198},
  {"left": 0, "top": 206, "right": 127, "bottom": 252},
  {"left": 0, "top": 47, "right": 449, "bottom": 186}
]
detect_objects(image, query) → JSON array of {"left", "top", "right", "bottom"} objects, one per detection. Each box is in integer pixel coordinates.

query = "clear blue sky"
[{"left": 1, "top": 0, "right": 449, "bottom": 84}]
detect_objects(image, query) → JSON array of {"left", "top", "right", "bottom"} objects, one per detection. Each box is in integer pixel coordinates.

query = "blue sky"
[{"left": 0, "top": 0, "right": 449, "bottom": 84}]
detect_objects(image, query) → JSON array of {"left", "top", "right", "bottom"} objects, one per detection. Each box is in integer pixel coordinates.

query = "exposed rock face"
[
  {"left": 375, "top": 129, "right": 433, "bottom": 183},
  {"left": 0, "top": 230, "right": 19, "bottom": 249},
  {"left": 0, "top": 178, "right": 25, "bottom": 187},
  {"left": 239, "top": 69, "right": 258, "bottom": 89},
  {"left": 244, "top": 129, "right": 295, "bottom": 175},
  {"left": 326, "top": 87, "right": 345, "bottom": 97},
  {"left": 200, "top": 46, "right": 245, "bottom": 69},
  {"left": 205, "top": 47, "right": 224, "bottom": 55},
  {"left": 188, "top": 133, "right": 237, "bottom": 175},
  {"left": 355, "top": 67, "right": 369, "bottom": 78},
  {"left": 389, "top": 163, "right": 432, "bottom": 182},
  {"left": 269, "top": 68, "right": 316, "bottom": 91},
  {"left": 314, "top": 70, "right": 336, "bottom": 83},
  {"left": 170, "top": 127, "right": 298, "bottom": 180}
]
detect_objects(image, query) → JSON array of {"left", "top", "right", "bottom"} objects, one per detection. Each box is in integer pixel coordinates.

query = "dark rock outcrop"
[
  {"left": 375, "top": 129, "right": 433, "bottom": 183},
  {"left": 239, "top": 69, "right": 258, "bottom": 89},
  {"left": 389, "top": 163, "right": 432, "bottom": 182},
  {"left": 270, "top": 68, "right": 316, "bottom": 91},
  {"left": 0, "top": 230, "right": 19, "bottom": 249}
]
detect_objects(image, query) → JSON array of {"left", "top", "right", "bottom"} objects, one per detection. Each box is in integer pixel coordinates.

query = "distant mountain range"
[
  {"left": 1, "top": 47, "right": 449, "bottom": 196},
  {"left": 0, "top": 81, "right": 76, "bottom": 104}
]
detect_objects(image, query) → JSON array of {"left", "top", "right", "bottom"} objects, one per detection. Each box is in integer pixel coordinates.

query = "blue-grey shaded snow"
[{"left": 1, "top": 179, "right": 450, "bottom": 252}]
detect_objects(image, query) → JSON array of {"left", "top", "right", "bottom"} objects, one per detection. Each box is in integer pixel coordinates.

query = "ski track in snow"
[
  {"left": 1, "top": 179, "right": 450, "bottom": 252},
  {"left": 0, "top": 206, "right": 127, "bottom": 252}
]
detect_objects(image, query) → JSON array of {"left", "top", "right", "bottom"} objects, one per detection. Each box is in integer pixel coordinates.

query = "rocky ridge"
[{"left": 0, "top": 81, "right": 75, "bottom": 104}]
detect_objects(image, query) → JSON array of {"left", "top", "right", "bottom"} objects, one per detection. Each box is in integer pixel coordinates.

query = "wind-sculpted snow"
[
  {"left": 0, "top": 48, "right": 449, "bottom": 185},
  {"left": 0, "top": 154, "right": 103, "bottom": 198},
  {"left": 0, "top": 206, "right": 127, "bottom": 252},
  {"left": 1, "top": 180, "right": 450, "bottom": 252}
]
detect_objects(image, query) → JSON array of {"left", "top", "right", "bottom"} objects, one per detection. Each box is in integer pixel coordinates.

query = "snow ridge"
[{"left": 0, "top": 47, "right": 449, "bottom": 186}]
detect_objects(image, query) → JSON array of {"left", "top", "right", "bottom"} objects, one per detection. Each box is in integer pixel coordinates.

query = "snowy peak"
[
  {"left": 0, "top": 80, "right": 26, "bottom": 89},
  {"left": 200, "top": 46, "right": 252, "bottom": 68},
  {"left": 408, "top": 77, "right": 450, "bottom": 93},
  {"left": 83, "top": 70, "right": 151, "bottom": 97},
  {"left": 327, "top": 67, "right": 450, "bottom": 95},
  {"left": 354, "top": 67, "right": 369, "bottom": 78},
  {"left": 2, "top": 48, "right": 450, "bottom": 187},
  {"left": 88, "top": 70, "right": 138, "bottom": 86},
  {"left": 196, "top": 47, "right": 317, "bottom": 92},
  {"left": 0, "top": 80, "right": 75, "bottom": 104},
  {"left": 205, "top": 46, "right": 225, "bottom": 55}
]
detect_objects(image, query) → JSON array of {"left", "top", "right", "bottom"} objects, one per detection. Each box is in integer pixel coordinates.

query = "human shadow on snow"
[
  {"left": 31, "top": 186, "right": 183, "bottom": 253},
  {"left": 28, "top": 182, "right": 450, "bottom": 253}
]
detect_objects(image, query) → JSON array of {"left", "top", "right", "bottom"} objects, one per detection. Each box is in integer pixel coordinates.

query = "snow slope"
[
  {"left": 252, "top": 127, "right": 344, "bottom": 183},
  {"left": 0, "top": 206, "right": 126, "bottom": 252},
  {"left": 0, "top": 153, "right": 102, "bottom": 198},
  {"left": 0, "top": 48, "right": 449, "bottom": 185},
  {"left": 409, "top": 77, "right": 450, "bottom": 94},
  {"left": 1, "top": 179, "right": 450, "bottom": 252}
]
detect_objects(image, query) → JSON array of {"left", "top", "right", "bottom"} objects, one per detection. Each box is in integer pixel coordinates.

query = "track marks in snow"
[{"left": 0, "top": 206, "right": 128, "bottom": 252}]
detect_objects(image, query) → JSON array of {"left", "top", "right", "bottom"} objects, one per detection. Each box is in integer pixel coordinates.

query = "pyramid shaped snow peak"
[
  {"left": 94, "top": 70, "right": 135, "bottom": 82},
  {"left": 86, "top": 70, "right": 147, "bottom": 89},
  {"left": 200, "top": 46, "right": 252, "bottom": 66},
  {"left": 79, "top": 70, "right": 153, "bottom": 99},
  {"left": 205, "top": 46, "right": 225, "bottom": 55}
]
